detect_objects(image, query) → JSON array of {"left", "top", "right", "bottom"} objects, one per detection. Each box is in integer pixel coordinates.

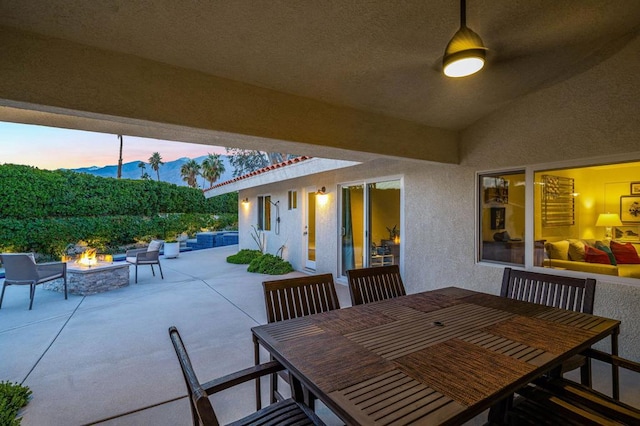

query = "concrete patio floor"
[{"left": 1, "top": 245, "right": 637, "bottom": 425}]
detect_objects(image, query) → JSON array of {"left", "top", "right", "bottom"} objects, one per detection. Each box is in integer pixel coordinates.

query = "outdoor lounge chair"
[
  {"left": 168, "top": 326, "right": 325, "bottom": 426},
  {"left": 346, "top": 264, "right": 406, "bottom": 306},
  {"left": 0, "top": 253, "right": 67, "bottom": 310},
  {"left": 259, "top": 274, "right": 340, "bottom": 410},
  {"left": 126, "top": 240, "right": 164, "bottom": 284}
]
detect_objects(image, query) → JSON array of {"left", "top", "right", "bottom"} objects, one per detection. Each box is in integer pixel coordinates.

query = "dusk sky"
[{"left": 0, "top": 122, "right": 227, "bottom": 170}]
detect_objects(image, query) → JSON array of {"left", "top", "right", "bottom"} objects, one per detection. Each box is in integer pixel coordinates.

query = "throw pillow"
[
  {"left": 610, "top": 241, "right": 640, "bottom": 264},
  {"left": 568, "top": 239, "right": 586, "bottom": 262},
  {"left": 595, "top": 242, "right": 617, "bottom": 266},
  {"left": 147, "top": 240, "right": 163, "bottom": 252},
  {"left": 584, "top": 245, "right": 611, "bottom": 264},
  {"left": 545, "top": 240, "right": 570, "bottom": 260}
]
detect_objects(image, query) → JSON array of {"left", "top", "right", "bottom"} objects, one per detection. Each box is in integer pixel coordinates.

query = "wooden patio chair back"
[
  {"left": 263, "top": 273, "right": 340, "bottom": 323},
  {"left": 501, "top": 267, "right": 595, "bottom": 314},
  {"left": 259, "top": 274, "right": 340, "bottom": 409},
  {"left": 169, "top": 326, "right": 324, "bottom": 426},
  {"left": 347, "top": 264, "right": 406, "bottom": 306}
]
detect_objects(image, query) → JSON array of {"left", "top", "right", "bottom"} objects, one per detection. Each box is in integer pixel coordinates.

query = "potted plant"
[{"left": 163, "top": 234, "right": 180, "bottom": 259}]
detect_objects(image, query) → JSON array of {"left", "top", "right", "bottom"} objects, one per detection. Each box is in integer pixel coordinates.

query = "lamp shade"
[
  {"left": 595, "top": 213, "right": 623, "bottom": 227},
  {"left": 443, "top": 25, "right": 487, "bottom": 77}
]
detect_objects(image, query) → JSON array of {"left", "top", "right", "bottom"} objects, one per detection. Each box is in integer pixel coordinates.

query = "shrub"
[
  {"left": 0, "top": 381, "right": 32, "bottom": 426},
  {"left": 247, "top": 253, "right": 294, "bottom": 275},
  {"left": 226, "top": 249, "right": 262, "bottom": 264}
]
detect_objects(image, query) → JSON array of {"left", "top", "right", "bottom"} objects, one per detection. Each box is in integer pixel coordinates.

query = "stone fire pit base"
[{"left": 44, "top": 262, "right": 130, "bottom": 296}]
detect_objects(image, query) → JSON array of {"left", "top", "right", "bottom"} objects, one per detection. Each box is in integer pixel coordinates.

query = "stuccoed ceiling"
[{"left": 1, "top": 0, "right": 639, "bottom": 131}]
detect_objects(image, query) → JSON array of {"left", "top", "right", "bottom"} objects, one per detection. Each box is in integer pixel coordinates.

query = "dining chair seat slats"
[
  {"left": 227, "top": 400, "right": 320, "bottom": 426},
  {"left": 169, "top": 326, "right": 325, "bottom": 426},
  {"left": 347, "top": 265, "right": 406, "bottom": 306}
]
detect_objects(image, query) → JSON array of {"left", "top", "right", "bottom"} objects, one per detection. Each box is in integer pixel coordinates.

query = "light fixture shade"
[
  {"left": 443, "top": 26, "right": 487, "bottom": 77},
  {"left": 595, "top": 213, "right": 623, "bottom": 227}
]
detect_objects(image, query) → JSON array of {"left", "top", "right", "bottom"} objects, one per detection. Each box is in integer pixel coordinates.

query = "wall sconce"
[
  {"left": 241, "top": 198, "right": 249, "bottom": 204},
  {"left": 316, "top": 186, "right": 326, "bottom": 195}
]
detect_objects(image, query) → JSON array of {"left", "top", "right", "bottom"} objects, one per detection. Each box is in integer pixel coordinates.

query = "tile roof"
[{"left": 203, "top": 156, "right": 311, "bottom": 192}]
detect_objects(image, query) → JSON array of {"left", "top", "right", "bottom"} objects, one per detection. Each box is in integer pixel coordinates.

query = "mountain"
[{"left": 72, "top": 155, "right": 235, "bottom": 188}]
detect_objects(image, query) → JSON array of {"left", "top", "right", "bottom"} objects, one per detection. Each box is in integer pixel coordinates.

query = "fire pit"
[{"left": 44, "top": 249, "right": 130, "bottom": 296}]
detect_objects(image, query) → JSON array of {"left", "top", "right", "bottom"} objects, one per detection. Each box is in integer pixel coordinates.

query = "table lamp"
[{"left": 595, "top": 213, "right": 623, "bottom": 240}]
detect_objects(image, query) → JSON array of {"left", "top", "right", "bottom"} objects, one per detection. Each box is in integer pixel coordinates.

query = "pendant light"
[{"left": 443, "top": 0, "right": 487, "bottom": 78}]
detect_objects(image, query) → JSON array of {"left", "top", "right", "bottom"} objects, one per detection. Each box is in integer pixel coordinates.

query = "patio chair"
[
  {"left": 505, "top": 349, "right": 640, "bottom": 425},
  {"left": 346, "top": 264, "right": 406, "bottom": 306},
  {"left": 259, "top": 274, "right": 340, "bottom": 410},
  {"left": 0, "top": 253, "right": 67, "bottom": 310},
  {"left": 126, "top": 240, "right": 164, "bottom": 283},
  {"left": 501, "top": 267, "right": 597, "bottom": 381},
  {"left": 168, "top": 326, "right": 325, "bottom": 426},
  {"left": 488, "top": 267, "right": 598, "bottom": 423}
]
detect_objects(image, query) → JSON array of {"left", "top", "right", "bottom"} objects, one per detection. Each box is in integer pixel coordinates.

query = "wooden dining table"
[{"left": 251, "top": 287, "right": 620, "bottom": 425}]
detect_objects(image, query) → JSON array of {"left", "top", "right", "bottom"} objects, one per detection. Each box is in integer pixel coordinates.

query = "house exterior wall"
[{"left": 237, "top": 33, "right": 640, "bottom": 359}]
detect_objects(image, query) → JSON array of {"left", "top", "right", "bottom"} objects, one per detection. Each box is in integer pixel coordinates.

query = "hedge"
[
  {"left": 0, "top": 164, "right": 227, "bottom": 219},
  {"left": 0, "top": 165, "right": 238, "bottom": 257}
]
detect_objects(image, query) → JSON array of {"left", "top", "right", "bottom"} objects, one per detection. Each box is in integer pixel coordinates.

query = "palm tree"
[
  {"left": 180, "top": 159, "right": 201, "bottom": 188},
  {"left": 201, "top": 153, "right": 226, "bottom": 188},
  {"left": 117, "top": 135, "right": 124, "bottom": 178},
  {"left": 148, "top": 152, "right": 164, "bottom": 181},
  {"left": 137, "top": 161, "right": 146, "bottom": 178}
]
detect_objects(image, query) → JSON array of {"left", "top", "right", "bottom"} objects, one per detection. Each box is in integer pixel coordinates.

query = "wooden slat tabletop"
[{"left": 252, "top": 287, "right": 620, "bottom": 425}]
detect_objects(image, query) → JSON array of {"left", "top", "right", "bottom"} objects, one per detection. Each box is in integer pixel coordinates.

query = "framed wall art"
[
  {"left": 490, "top": 207, "right": 506, "bottom": 230},
  {"left": 620, "top": 196, "right": 640, "bottom": 223},
  {"left": 631, "top": 182, "right": 640, "bottom": 195},
  {"left": 614, "top": 226, "right": 640, "bottom": 241},
  {"left": 542, "top": 175, "right": 575, "bottom": 226}
]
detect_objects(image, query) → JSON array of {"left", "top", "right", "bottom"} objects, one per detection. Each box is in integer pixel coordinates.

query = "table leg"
[
  {"left": 253, "top": 335, "right": 261, "bottom": 410},
  {"left": 487, "top": 394, "right": 513, "bottom": 425},
  {"left": 289, "top": 374, "right": 305, "bottom": 403},
  {"left": 612, "top": 326, "right": 620, "bottom": 401}
]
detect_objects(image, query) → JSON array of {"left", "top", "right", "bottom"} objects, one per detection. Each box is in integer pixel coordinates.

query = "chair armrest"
[
  {"left": 202, "top": 360, "right": 284, "bottom": 395},
  {"left": 135, "top": 250, "right": 159, "bottom": 261},
  {"left": 583, "top": 348, "right": 640, "bottom": 374},
  {"left": 36, "top": 261, "right": 66, "bottom": 275},
  {"left": 126, "top": 248, "right": 147, "bottom": 256}
]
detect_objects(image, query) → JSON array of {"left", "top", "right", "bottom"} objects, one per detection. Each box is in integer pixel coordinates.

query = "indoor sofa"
[{"left": 543, "top": 239, "right": 640, "bottom": 278}]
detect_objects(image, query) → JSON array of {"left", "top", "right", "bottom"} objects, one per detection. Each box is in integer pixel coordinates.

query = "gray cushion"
[{"left": 147, "top": 240, "right": 163, "bottom": 252}]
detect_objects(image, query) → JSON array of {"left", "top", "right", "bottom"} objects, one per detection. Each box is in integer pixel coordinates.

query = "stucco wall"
[
  {"left": 237, "top": 32, "right": 640, "bottom": 360},
  {"left": 460, "top": 32, "right": 640, "bottom": 358}
]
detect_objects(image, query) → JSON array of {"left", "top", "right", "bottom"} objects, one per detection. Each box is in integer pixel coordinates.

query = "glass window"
[
  {"left": 288, "top": 190, "right": 297, "bottom": 210},
  {"left": 479, "top": 171, "right": 526, "bottom": 265},
  {"left": 535, "top": 161, "right": 640, "bottom": 274},
  {"left": 257, "top": 195, "right": 272, "bottom": 231}
]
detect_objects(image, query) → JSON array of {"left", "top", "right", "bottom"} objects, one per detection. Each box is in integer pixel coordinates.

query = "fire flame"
[{"left": 76, "top": 248, "right": 98, "bottom": 266}]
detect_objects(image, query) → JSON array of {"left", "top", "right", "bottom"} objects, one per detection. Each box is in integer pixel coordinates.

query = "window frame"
[
  {"left": 288, "top": 190, "right": 297, "bottom": 210},
  {"left": 477, "top": 152, "right": 640, "bottom": 286}
]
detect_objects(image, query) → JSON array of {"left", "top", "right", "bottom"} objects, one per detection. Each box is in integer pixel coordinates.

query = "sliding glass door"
[{"left": 340, "top": 178, "right": 401, "bottom": 277}]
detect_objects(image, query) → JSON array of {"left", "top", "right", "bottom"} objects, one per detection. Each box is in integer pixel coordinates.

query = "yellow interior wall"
[
  {"left": 535, "top": 162, "right": 640, "bottom": 241},
  {"left": 370, "top": 187, "right": 401, "bottom": 245}
]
